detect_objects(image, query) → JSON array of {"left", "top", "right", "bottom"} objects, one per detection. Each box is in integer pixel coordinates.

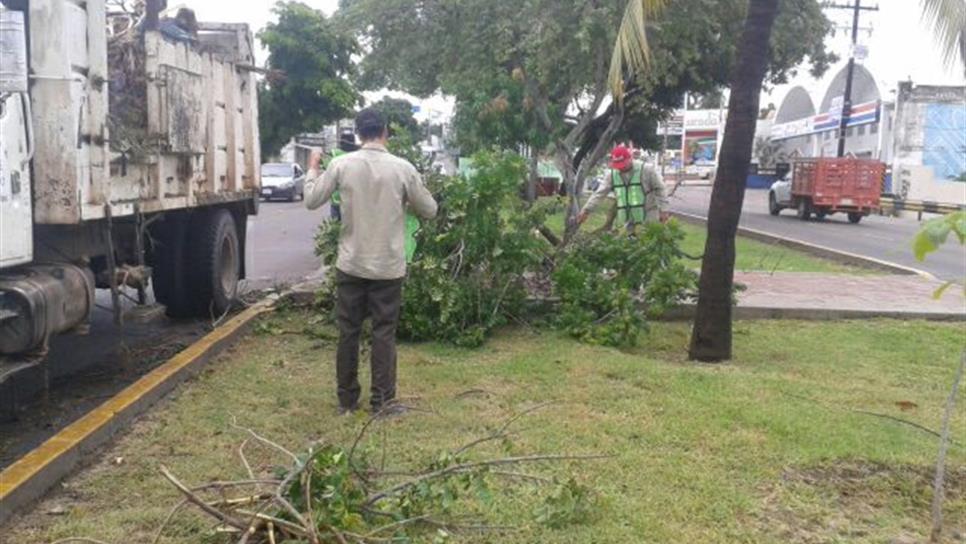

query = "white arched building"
[{"left": 769, "top": 65, "right": 894, "bottom": 163}]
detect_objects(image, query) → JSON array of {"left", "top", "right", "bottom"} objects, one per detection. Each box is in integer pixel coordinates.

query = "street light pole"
[{"left": 825, "top": 0, "right": 879, "bottom": 157}]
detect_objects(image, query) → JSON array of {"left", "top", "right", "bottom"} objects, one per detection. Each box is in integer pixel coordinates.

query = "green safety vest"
[
  {"left": 325, "top": 150, "right": 345, "bottom": 205},
  {"left": 612, "top": 165, "right": 647, "bottom": 224}
]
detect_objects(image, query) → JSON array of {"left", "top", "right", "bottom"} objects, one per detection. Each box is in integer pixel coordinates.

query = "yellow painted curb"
[{"left": 0, "top": 301, "right": 272, "bottom": 515}]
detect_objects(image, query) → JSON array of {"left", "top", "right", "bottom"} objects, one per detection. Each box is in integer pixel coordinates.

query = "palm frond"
[
  {"left": 920, "top": 0, "right": 966, "bottom": 75},
  {"left": 608, "top": 0, "right": 666, "bottom": 103}
]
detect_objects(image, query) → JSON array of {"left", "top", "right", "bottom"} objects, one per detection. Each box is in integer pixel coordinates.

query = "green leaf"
[{"left": 932, "top": 281, "right": 956, "bottom": 300}]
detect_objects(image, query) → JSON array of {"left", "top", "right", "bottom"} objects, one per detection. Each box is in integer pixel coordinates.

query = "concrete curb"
[
  {"left": 0, "top": 300, "right": 275, "bottom": 526},
  {"left": 670, "top": 211, "right": 937, "bottom": 280}
]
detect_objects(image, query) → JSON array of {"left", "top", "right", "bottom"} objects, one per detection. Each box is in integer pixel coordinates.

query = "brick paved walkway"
[{"left": 732, "top": 272, "right": 965, "bottom": 320}]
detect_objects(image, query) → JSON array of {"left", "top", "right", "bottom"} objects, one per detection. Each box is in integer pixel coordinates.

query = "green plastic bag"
[{"left": 405, "top": 213, "right": 420, "bottom": 263}]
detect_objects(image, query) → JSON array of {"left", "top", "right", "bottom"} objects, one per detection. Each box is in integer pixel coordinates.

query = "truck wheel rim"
[{"left": 219, "top": 236, "right": 239, "bottom": 296}]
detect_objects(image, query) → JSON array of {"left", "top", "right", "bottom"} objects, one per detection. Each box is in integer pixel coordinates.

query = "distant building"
[
  {"left": 277, "top": 118, "right": 356, "bottom": 167},
  {"left": 891, "top": 82, "right": 966, "bottom": 203}
]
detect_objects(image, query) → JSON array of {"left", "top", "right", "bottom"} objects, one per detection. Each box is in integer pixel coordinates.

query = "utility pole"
[{"left": 824, "top": 0, "right": 879, "bottom": 157}]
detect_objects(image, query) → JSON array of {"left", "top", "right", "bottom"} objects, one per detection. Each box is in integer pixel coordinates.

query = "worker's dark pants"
[{"left": 335, "top": 270, "right": 403, "bottom": 410}]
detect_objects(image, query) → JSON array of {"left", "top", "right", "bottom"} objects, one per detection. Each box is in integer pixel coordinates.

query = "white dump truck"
[{"left": 0, "top": 0, "right": 260, "bottom": 359}]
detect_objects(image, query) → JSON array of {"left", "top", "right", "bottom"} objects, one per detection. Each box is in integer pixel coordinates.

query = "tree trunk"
[
  {"left": 526, "top": 151, "right": 539, "bottom": 204},
  {"left": 554, "top": 147, "right": 582, "bottom": 242},
  {"left": 688, "top": 0, "right": 779, "bottom": 362}
]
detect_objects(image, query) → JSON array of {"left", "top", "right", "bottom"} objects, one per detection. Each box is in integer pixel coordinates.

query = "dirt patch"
[{"left": 753, "top": 461, "right": 966, "bottom": 543}]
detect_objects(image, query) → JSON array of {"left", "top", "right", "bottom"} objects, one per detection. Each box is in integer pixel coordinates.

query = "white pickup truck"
[{"left": 0, "top": 1, "right": 260, "bottom": 362}]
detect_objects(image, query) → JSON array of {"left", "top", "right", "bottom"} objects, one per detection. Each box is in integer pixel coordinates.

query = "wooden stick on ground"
[{"left": 160, "top": 465, "right": 248, "bottom": 531}]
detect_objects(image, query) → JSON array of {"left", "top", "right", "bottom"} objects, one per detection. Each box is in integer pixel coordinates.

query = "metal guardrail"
[{"left": 879, "top": 196, "right": 965, "bottom": 215}]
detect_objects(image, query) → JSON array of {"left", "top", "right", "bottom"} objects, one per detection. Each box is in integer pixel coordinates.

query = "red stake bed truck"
[{"left": 768, "top": 158, "right": 885, "bottom": 224}]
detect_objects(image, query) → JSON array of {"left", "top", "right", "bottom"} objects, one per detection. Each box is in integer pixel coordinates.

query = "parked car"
[
  {"left": 769, "top": 158, "right": 884, "bottom": 224},
  {"left": 260, "top": 163, "right": 305, "bottom": 201}
]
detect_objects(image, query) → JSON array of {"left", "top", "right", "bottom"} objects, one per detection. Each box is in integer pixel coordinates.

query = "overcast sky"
[{"left": 187, "top": 0, "right": 966, "bottom": 119}]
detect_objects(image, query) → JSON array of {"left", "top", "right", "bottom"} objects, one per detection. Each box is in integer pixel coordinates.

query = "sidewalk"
[{"left": 729, "top": 272, "right": 965, "bottom": 320}]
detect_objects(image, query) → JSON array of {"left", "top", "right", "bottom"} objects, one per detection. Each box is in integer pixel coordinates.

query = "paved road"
[
  {"left": 245, "top": 200, "right": 327, "bottom": 289},
  {"left": 669, "top": 186, "right": 966, "bottom": 282}
]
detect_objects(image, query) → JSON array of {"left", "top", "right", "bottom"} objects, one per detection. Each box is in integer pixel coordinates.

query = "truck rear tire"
[
  {"left": 151, "top": 214, "right": 193, "bottom": 317},
  {"left": 188, "top": 209, "right": 241, "bottom": 317},
  {"left": 847, "top": 212, "right": 863, "bottom": 224},
  {"left": 796, "top": 199, "right": 811, "bottom": 221}
]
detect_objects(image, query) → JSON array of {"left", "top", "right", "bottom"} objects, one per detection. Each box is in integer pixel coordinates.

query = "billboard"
[
  {"left": 684, "top": 130, "right": 718, "bottom": 167},
  {"left": 924, "top": 103, "right": 966, "bottom": 181}
]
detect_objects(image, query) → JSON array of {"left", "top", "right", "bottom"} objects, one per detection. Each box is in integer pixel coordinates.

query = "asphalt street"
[
  {"left": 245, "top": 199, "right": 328, "bottom": 289},
  {"left": 669, "top": 185, "right": 966, "bottom": 282}
]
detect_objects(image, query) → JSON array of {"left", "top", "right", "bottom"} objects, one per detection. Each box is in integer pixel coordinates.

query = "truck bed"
[
  {"left": 28, "top": 0, "right": 260, "bottom": 224},
  {"left": 792, "top": 158, "right": 884, "bottom": 211}
]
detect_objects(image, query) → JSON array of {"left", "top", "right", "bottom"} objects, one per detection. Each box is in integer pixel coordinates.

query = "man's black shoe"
[{"left": 370, "top": 403, "right": 408, "bottom": 419}]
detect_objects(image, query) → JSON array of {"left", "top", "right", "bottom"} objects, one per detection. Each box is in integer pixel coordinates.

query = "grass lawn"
[
  {"left": 542, "top": 207, "right": 866, "bottom": 274},
  {"left": 8, "top": 310, "right": 964, "bottom": 543}
]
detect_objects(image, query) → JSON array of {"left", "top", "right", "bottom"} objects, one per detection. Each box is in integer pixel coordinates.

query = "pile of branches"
[{"left": 153, "top": 404, "right": 605, "bottom": 543}]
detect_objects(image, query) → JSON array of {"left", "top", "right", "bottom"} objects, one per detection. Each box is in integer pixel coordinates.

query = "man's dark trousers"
[{"left": 335, "top": 269, "right": 403, "bottom": 411}]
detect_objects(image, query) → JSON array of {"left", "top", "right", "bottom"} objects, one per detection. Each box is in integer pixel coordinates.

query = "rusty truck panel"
[{"left": 28, "top": 0, "right": 259, "bottom": 224}]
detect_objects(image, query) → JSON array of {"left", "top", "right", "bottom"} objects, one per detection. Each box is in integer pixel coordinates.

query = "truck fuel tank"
[{"left": 0, "top": 264, "right": 95, "bottom": 355}]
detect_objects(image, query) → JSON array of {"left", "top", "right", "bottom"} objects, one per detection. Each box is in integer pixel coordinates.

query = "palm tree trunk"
[{"left": 688, "top": 0, "right": 779, "bottom": 362}]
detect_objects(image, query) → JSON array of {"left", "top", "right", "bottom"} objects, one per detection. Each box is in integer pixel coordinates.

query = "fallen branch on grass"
[
  {"left": 781, "top": 390, "right": 952, "bottom": 443},
  {"left": 147, "top": 403, "right": 604, "bottom": 543}
]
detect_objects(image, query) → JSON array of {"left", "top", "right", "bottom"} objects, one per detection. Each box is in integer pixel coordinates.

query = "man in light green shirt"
[{"left": 304, "top": 109, "right": 437, "bottom": 416}]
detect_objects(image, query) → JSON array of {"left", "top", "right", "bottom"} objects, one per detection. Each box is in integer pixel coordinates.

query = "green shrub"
[
  {"left": 314, "top": 137, "right": 696, "bottom": 349},
  {"left": 399, "top": 150, "right": 546, "bottom": 346},
  {"left": 552, "top": 221, "right": 698, "bottom": 347}
]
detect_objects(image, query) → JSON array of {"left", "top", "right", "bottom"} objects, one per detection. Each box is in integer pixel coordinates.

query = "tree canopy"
[
  {"left": 369, "top": 96, "right": 421, "bottom": 136},
  {"left": 450, "top": 73, "right": 550, "bottom": 154},
  {"left": 258, "top": 1, "right": 359, "bottom": 157},
  {"left": 339, "top": 0, "right": 835, "bottom": 225}
]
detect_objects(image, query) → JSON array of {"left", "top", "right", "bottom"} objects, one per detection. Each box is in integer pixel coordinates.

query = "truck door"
[{"left": 0, "top": 7, "right": 33, "bottom": 269}]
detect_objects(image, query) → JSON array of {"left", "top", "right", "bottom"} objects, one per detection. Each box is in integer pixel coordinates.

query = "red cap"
[{"left": 610, "top": 146, "right": 633, "bottom": 170}]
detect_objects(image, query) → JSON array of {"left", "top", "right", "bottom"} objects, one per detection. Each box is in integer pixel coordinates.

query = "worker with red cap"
[{"left": 577, "top": 145, "right": 669, "bottom": 231}]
